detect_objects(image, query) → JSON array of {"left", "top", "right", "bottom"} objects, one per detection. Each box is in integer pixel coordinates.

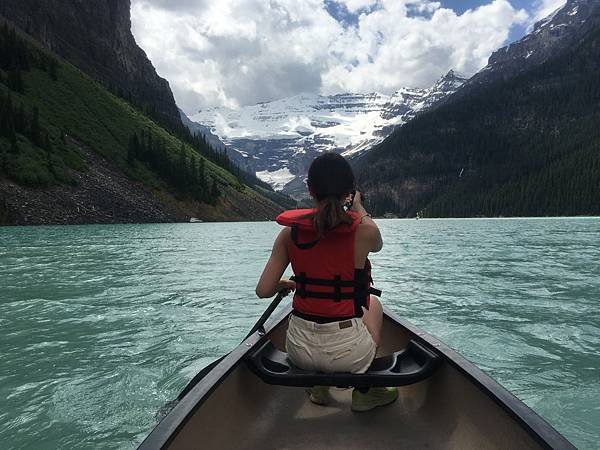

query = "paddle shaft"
[
  {"left": 245, "top": 290, "right": 287, "bottom": 339},
  {"left": 178, "top": 291, "right": 287, "bottom": 400}
]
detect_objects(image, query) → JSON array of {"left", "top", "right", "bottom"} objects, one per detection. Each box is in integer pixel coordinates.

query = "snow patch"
[
  {"left": 255, "top": 167, "right": 295, "bottom": 191},
  {"left": 190, "top": 71, "right": 467, "bottom": 191},
  {"left": 535, "top": 6, "right": 563, "bottom": 32}
]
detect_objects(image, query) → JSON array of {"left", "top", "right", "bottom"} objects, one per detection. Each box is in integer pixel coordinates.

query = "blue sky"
[
  {"left": 441, "top": 0, "right": 533, "bottom": 41},
  {"left": 443, "top": 0, "right": 530, "bottom": 12},
  {"left": 324, "top": 1, "right": 540, "bottom": 44}
]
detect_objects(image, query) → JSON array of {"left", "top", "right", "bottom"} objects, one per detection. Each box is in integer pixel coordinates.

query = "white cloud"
[
  {"left": 131, "top": 0, "right": 528, "bottom": 114},
  {"left": 322, "top": 0, "right": 529, "bottom": 95},
  {"left": 532, "top": 0, "right": 567, "bottom": 23}
]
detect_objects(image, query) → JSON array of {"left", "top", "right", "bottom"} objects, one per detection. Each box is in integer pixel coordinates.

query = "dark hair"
[{"left": 307, "top": 152, "right": 355, "bottom": 237}]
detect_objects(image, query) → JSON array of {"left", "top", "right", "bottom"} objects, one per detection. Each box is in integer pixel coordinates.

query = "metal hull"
[{"left": 139, "top": 306, "right": 574, "bottom": 450}]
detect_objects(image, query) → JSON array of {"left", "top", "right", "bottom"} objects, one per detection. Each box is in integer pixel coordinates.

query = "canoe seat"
[{"left": 247, "top": 339, "right": 439, "bottom": 388}]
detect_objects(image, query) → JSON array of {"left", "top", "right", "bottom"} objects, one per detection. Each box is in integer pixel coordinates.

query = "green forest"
[
  {"left": 0, "top": 21, "right": 244, "bottom": 205},
  {"left": 127, "top": 130, "right": 219, "bottom": 204},
  {"left": 359, "top": 25, "right": 600, "bottom": 217}
]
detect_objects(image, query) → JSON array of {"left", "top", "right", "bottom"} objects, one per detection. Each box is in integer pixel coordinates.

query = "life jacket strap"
[
  {"left": 291, "top": 224, "right": 319, "bottom": 250},
  {"left": 290, "top": 271, "right": 381, "bottom": 313},
  {"left": 291, "top": 273, "right": 358, "bottom": 287},
  {"left": 369, "top": 286, "right": 382, "bottom": 297},
  {"left": 352, "top": 268, "right": 368, "bottom": 317},
  {"left": 334, "top": 275, "right": 342, "bottom": 302},
  {"left": 291, "top": 310, "right": 356, "bottom": 323}
]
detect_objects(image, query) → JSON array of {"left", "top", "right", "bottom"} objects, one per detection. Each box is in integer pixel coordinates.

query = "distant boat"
[
  {"left": 138, "top": 296, "right": 575, "bottom": 450},
  {"left": 189, "top": 217, "right": 203, "bottom": 223}
]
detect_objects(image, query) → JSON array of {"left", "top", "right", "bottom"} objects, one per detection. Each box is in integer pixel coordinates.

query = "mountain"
[
  {"left": 0, "top": 0, "right": 181, "bottom": 129},
  {"left": 179, "top": 108, "right": 226, "bottom": 152},
  {"left": 0, "top": 13, "right": 283, "bottom": 224},
  {"left": 357, "top": 0, "right": 600, "bottom": 218},
  {"left": 179, "top": 108, "right": 298, "bottom": 210},
  {"left": 190, "top": 71, "right": 466, "bottom": 198},
  {"left": 467, "top": 0, "right": 597, "bottom": 88}
]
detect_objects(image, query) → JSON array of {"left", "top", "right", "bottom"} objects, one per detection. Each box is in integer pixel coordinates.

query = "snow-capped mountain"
[
  {"left": 190, "top": 70, "right": 466, "bottom": 197},
  {"left": 467, "top": 0, "right": 599, "bottom": 88}
]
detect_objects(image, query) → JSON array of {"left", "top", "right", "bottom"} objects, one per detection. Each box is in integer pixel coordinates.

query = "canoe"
[{"left": 138, "top": 298, "right": 575, "bottom": 450}]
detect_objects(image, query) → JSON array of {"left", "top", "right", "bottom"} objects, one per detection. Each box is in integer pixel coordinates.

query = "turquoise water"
[{"left": 0, "top": 218, "right": 599, "bottom": 449}]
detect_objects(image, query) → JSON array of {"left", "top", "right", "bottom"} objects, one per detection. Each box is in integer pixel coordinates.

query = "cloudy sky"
[{"left": 131, "top": 0, "right": 567, "bottom": 114}]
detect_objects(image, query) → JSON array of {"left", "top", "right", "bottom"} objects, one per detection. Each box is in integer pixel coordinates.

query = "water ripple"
[{"left": 0, "top": 219, "right": 598, "bottom": 449}]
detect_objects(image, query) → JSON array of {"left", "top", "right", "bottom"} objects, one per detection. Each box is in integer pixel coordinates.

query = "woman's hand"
[
  {"left": 350, "top": 191, "right": 367, "bottom": 215},
  {"left": 277, "top": 278, "right": 296, "bottom": 297},
  {"left": 351, "top": 190, "right": 383, "bottom": 252}
]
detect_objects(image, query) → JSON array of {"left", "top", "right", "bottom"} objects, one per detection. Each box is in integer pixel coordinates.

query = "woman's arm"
[
  {"left": 352, "top": 191, "right": 383, "bottom": 252},
  {"left": 255, "top": 227, "right": 295, "bottom": 298}
]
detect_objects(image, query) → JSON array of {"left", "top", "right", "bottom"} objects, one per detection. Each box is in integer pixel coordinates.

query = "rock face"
[
  {"left": 190, "top": 71, "right": 466, "bottom": 199},
  {"left": 0, "top": 0, "right": 181, "bottom": 127},
  {"left": 179, "top": 109, "right": 226, "bottom": 152},
  {"left": 0, "top": 141, "right": 182, "bottom": 225},
  {"left": 0, "top": 138, "right": 284, "bottom": 225},
  {"left": 466, "top": 0, "right": 600, "bottom": 88}
]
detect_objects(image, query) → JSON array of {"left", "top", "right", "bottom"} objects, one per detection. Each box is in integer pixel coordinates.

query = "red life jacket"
[{"left": 276, "top": 208, "right": 381, "bottom": 321}]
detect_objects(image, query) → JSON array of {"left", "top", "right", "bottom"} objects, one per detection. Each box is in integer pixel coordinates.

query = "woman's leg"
[
  {"left": 362, "top": 295, "right": 383, "bottom": 347},
  {"left": 355, "top": 296, "right": 398, "bottom": 412}
]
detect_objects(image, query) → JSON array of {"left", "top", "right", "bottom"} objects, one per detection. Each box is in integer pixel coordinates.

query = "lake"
[{"left": 0, "top": 218, "right": 598, "bottom": 449}]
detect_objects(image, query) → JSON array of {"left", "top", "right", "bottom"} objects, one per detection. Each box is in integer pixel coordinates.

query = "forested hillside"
[
  {"left": 358, "top": 7, "right": 600, "bottom": 218},
  {"left": 0, "top": 0, "right": 182, "bottom": 129},
  {"left": 0, "top": 21, "right": 283, "bottom": 224}
]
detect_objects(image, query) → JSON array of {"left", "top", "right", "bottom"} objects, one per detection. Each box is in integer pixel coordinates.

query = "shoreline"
[{"left": 2, "top": 215, "right": 600, "bottom": 228}]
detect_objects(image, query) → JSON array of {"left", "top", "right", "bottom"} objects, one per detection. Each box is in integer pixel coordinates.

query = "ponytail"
[{"left": 312, "top": 194, "right": 353, "bottom": 237}]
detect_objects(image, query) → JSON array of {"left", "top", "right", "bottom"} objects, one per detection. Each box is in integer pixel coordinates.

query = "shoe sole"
[
  {"left": 309, "top": 395, "right": 331, "bottom": 406},
  {"left": 351, "top": 392, "right": 399, "bottom": 412},
  {"left": 306, "top": 389, "right": 332, "bottom": 406}
]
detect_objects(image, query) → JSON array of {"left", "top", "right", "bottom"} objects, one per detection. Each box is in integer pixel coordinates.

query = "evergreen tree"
[
  {"left": 30, "top": 106, "right": 41, "bottom": 147},
  {"left": 211, "top": 177, "right": 219, "bottom": 202},
  {"left": 48, "top": 59, "right": 58, "bottom": 81},
  {"left": 127, "top": 133, "right": 138, "bottom": 166},
  {"left": 43, "top": 132, "right": 51, "bottom": 153},
  {"left": 0, "top": 148, "right": 7, "bottom": 173},
  {"left": 7, "top": 68, "right": 24, "bottom": 93}
]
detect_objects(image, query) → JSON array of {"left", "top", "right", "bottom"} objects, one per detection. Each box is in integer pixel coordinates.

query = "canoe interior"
[{"left": 166, "top": 314, "right": 543, "bottom": 450}]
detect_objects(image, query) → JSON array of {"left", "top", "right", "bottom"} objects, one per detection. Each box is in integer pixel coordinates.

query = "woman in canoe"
[{"left": 256, "top": 152, "right": 397, "bottom": 411}]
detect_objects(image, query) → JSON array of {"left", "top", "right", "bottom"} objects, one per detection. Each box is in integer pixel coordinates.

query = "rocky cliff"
[
  {"left": 0, "top": 0, "right": 181, "bottom": 127},
  {"left": 465, "top": 0, "right": 599, "bottom": 88}
]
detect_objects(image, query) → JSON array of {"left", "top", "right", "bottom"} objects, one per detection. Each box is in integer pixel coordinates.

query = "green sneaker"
[
  {"left": 351, "top": 387, "right": 398, "bottom": 412},
  {"left": 307, "top": 386, "right": 332, "bottom": 406}
]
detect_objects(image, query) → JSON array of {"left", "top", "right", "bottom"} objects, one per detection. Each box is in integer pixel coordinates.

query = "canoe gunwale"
[
  {"left": 382, "top": 306, "right": 576, "bottom": 450},
  {"left": 137, "top": 305, "right": 575, "bottom": 450},
  {"left": 137, "top": 329, "right": 265, "bottom": 450}
]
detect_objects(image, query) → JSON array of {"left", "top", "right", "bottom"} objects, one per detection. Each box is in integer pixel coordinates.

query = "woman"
[{"left": 255, "top": 153, "right": 397, "bottom": 412}]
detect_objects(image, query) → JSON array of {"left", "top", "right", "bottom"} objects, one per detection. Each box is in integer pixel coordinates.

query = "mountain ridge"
[
  {"left": 356, "top": 0, "right": 600, "bottom": 218},
  {"left": 190, "top": 70, "right": 466, "bottom": 198},
  {"left": 465, "top": 0, "right": 597, "bottom": 89},
  {"left": 0, "top": 0, "right": 181, "bottom": 128}
]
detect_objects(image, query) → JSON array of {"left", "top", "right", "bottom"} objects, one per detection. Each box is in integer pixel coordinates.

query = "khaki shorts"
[{"left": 285, "top": 314, "right": 377, "bottom": 374}]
